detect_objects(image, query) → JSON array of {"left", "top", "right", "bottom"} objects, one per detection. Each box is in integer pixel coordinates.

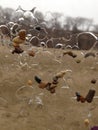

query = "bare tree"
[
  {"left": 34, "top": 11, "right": 44, "bottom": 24},
  {"left": 64, "top": 16, "right": 93, "bottom": 32},
  {"left": 3, "top": 8, "right": 14, "bottom": 23}
]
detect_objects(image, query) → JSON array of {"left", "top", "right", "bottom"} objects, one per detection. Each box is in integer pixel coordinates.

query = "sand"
[{"left": 0, "top": 45, "right": 98, "bottom": 130}]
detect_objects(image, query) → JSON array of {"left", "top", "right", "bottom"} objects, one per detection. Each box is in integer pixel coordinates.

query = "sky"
[{"left": 0, "top": 0, "right": 98, "bottom": 24}]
